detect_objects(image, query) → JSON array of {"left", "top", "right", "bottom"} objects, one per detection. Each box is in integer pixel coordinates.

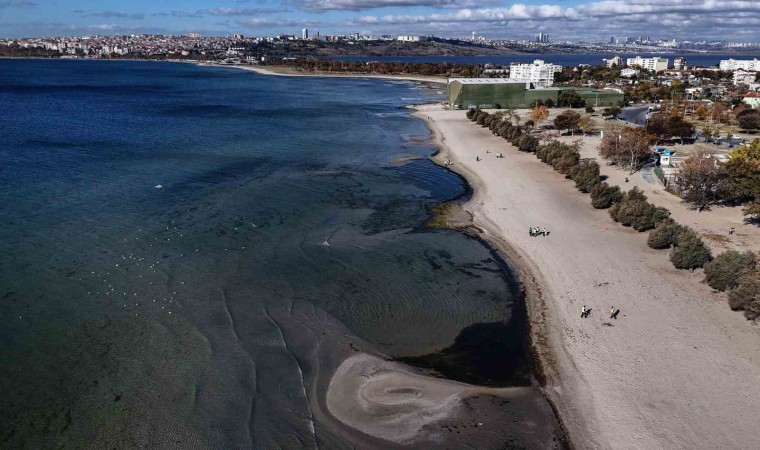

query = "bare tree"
[
  {"left": 600, "top": 125, "right": 657, "bottom": 173},
  {"left": 676, "top": 155, "right": 721, "bottom": 211}
]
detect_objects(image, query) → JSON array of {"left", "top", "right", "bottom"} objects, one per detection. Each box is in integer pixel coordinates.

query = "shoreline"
[
  {"left": 413, "top": 107, "right": 578, "bottom": 447},
  {"left": 412, "top": 104, "right": 760, "bottom": 449},
  {"left": 200, "top": 62, "right": 448, "bottom": 85}
]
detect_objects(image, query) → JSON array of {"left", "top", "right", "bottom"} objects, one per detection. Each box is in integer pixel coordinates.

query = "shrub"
[
  {"left": 670, "top": 230, "right": 712, "bottom": 269},
  {"left": 536, "top": 141, "right": 563, "bottom": 164},
  {"left": 590, "top": 182, "right": 623, "bottom": 209},
  {"left": 552, "top": 150, "right": 580, "bottom": 175},
  {"left": 728, "top": 271, "right": 760, "bottom": 320},
  {"left": 631, "top": 205, "right": 670, "bottom": 232},
  {"left": 610, "top": 187, "right": 648, "bottom": 225},
  {"left": 518, "top": 134, "right": 539, "bottom": 153},
  {"left": 703, "top": 251, "right": 757, "bottom": 291},
  {"left": 647, "top": 220, "right": 684, "bottom": 249},
  {"left": 585, "top": 106, "right": 595, "bottom": 114},
  {"left": 570, "top": 160, "right": 601, "bottom": 193}
]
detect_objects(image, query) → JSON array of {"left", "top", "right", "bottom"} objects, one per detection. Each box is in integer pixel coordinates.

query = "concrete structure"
[
  {"left": 447, "top": 78, "right": 623, "bottom": 109},
  {"left": 674, "top": 57, "right": 686, "bottom": 70},
  {"left": 719, "top": 58, "right": 760, "bottom": 71},
  {"left": 301, "top": 28, "right": 309, "bottom": 40},
  {"left": 509, "top": 59, "right": 562, "bottom": 87},
  {"left": 733, "top": 70, "right": 758, "bottom": 86},
  {"left": 743, "top": 92, "right": 760, "bottom": 109},
  {"left": 620, "top": 68, "right": 639, "bottom": 78},
  {"left": 604, "top": 56, "right": 623, "bottom": 68},
  {"left": 626, "top": 56, "right": 668, "bottom": 72}
]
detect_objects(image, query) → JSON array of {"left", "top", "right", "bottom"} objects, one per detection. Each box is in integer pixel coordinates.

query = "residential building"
[
  {"left": 626, "top": 56, "right": 668, "bottom": 72},
  {"left": 719, "top": 58, "right": 760, "bottom": 71},
  {"left": 535, "top": 33, "right": 549, "bottom": 43},
  {"left": 743, "top": 92, "right": 760, "bottom": 109},
  {"left": 620, "top": 68, "right": 639, "bottom": 78},
  {"left": 733, "top": 70, "right": 758, "bottom": 86},
  {"left": 509, "top": 59, "right": 562, "bottom": 87},
  {"left": 397, "top": 35, "right": 422, "bottom": 42},
  {"left": 604, "top": 56, "right": 623, "bottom": 68},
  {"left": 673, "top": 57, "right": 686, "bottom": 70},
  {"left": 301, "top": 28, "right": 308, "bottom": 40}
]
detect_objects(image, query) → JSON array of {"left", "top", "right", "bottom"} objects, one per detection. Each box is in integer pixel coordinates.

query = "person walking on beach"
[
  {"left": 610, "top": 307, "right": 620, "bottom": 320},
  {"left": 581, "top": 305, "right": 587, "bottom": 318}
]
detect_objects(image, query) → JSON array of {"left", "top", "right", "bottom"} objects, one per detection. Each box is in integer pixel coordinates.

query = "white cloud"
[
  {"left": 291, "top": 0, "right": 499, "bottom": 12},
  {"left": 348, "top": 0, "right": 760, "bottom": 40}
]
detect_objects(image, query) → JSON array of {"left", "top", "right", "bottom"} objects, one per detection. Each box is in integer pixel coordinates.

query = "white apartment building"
[
  {"left": 620, "top": 68, "right": 639, "bottom": 78},
  {"left": 604, "top": 56, "right": 623, "bottom": 68},
  {"left": 397, "top": 35, "right": 422, "bottom": 42},
  {"left": 509, "top": 59, "right": 562, "bottom": 87},
  {"left": 301, "top": 28, "right": 309, "bottom": 40},
  {"left": 673, "top": 57, "right": 686, "bottom": 70},
  {"left": 719, "top": 58, "right": 760, "bottom": 71},
  {"left": 626, "top": 56, "right": 668, "bottom": 72},
  {"left": 733, "top": 70, "right": 758, "bottom": 86}
]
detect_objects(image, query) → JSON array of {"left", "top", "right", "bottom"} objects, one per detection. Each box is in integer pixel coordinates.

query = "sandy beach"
[
  {"left": 203, "top": 63, "right": 447, "bottom": 85},
  {"left": 414, "top": 104, "right": 760, "bottom": 449}
]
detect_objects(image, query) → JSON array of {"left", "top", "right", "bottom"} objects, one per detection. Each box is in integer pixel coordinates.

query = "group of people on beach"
[
  {"left": 581, "top": 305, "right": 620, "bottom": 319},
  {"left": 529, "top": 227, "right": 549, "bottom": 237}
]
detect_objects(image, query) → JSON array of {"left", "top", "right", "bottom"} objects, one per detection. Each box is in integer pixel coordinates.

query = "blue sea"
[{"left": 0, "top": 60, "right": 561, "bottom": 448}]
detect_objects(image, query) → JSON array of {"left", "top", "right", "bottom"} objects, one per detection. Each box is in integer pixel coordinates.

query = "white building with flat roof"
[
  {"left": 626, "top": 56, "right": 668, "bottom": 72},
  {"left": 719, "top": 58, "right": 760, "bottom": 71},
  {"left": 621, "top": 68, "right": 639, "bottom": 78},
  {"left": 604, "top": 56, "right": 623, "bottom": 68},
  {"left": 509, "top": 59, "right": 562, "bottom": 87},
  {"left": 733, "top": 70, "right": 758, "bottom": 86},
  {"left": 397, "top": 35, "right": 422, "bottom": 42}
]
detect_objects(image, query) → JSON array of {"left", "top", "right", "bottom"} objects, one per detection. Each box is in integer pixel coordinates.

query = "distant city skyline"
[{"left": 1, "top": 0, "right": 760, "bottom": 41}]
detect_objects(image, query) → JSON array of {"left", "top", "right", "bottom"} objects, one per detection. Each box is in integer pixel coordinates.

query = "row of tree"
[
  {"left": 278, "top": 59, "right": 483, "bottom": 77},
  {"left": 466, "top": 108, "right": 760, "bottom": 320}
]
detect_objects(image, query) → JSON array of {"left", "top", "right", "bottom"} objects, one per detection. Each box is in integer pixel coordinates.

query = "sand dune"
[{"left": 414, "top": 104, "right": 760, "bottom": 450}]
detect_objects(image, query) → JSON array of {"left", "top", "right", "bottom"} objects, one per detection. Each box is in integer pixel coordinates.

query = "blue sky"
[{"left": 1, "top": 0, "right": 759, "bottom": 41}]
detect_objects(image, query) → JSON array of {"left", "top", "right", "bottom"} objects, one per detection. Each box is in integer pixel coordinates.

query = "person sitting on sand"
[{"left": 542, "top": 227, "right": 547, "bottom": 236}]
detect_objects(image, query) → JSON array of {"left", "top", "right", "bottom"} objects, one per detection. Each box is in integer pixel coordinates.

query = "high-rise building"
[
  {"left": 301, "top": 28, "right": 309, "bottom": 40},
  {"left": 673, "top": 57, "right": 686, "bottom": 70},
  {"left": 610, "top": 36, "right": 615, "bottom": 44},
  {"left": 535, "top": 32, "right": 549, "bottom": 43},
  {"left": 233, "top": 34, "right": 244, "bottom": 40},
  {"left": 472, "top": 31, "right": 477, "bottom": 40}
]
